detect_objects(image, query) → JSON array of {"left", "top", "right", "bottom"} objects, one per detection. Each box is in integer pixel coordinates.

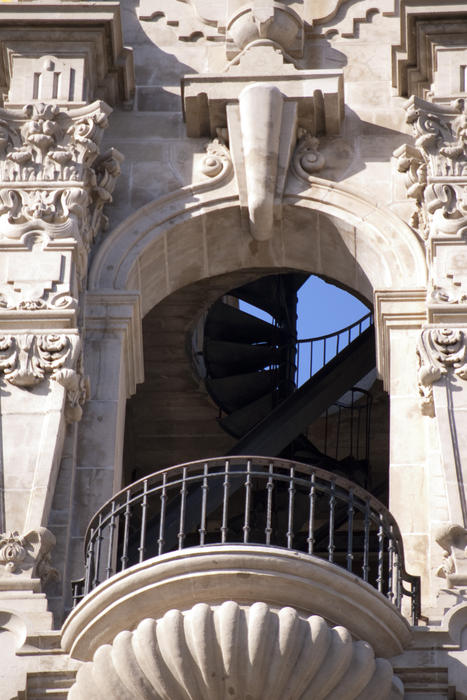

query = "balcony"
[{"left": 62, "top": 457, "right": 419, "bottom": 698}]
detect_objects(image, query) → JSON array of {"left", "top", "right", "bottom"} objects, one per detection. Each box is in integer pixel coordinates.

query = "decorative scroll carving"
[
  {"left": 417, "top": 328, "right": 467, "bottom": 415},
  {"left": 395, "top": 98, "right": 467, "bottom": 242},
  {"left": 0, "top": 102, "right": 123, "bottom": 259},
  {"left": 69, "top": 602, "right": 404, "bottom": 700},
  {"left": 436, "top": 523, "right": 467, "bottom": 588},
  {"left": 0, "top": 333, "right": 87, "bottom": 422},
  {"left": 291, "top": 130, "right": 326, "bottom": 181},
  {"left": 199, "top": 138, "right": 232, "bottom": 182},
  {"left": 0, "top": 527, "right": 57, "bottom": 585}
]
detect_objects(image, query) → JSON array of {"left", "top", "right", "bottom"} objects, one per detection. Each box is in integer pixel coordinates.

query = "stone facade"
[{"left": 0, "top": 0, "right": 467, "bottom": 698}]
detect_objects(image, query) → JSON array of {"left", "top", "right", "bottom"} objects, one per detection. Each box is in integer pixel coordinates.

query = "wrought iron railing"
[
  {"left": 295, "top": 312, "right": 373, "bottom": 386},
  {"left": 72, "top": 456, "right": 420, "bottom": 623}
]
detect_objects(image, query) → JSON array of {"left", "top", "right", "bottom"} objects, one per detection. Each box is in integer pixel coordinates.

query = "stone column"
[
  {"left": 395, "top": 97, "right": 467, "bottom": 603},
  {"left": 67, "top": 292, "right": 143, "bottom": 584},
  {"left": 0, "top": 2, "right": 134, "bottom": 610}
]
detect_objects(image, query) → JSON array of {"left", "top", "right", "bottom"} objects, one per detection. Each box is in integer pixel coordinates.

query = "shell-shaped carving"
[{"left": 69, "top": 602, "right": 403, "bottom": 700}]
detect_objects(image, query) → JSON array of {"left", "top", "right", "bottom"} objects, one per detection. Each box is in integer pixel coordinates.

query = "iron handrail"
[{"left": 76, "top": 456, "right": 420, "bottom": 623}]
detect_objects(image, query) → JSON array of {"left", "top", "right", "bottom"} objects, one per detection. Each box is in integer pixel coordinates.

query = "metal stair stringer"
[{"left": 229, "top": 325, "right": 376, "bottom": 457}]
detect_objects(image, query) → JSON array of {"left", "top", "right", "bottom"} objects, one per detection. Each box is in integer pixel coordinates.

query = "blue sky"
[{"left": 241, "top": 275, "right": 369, "bottom": 339}]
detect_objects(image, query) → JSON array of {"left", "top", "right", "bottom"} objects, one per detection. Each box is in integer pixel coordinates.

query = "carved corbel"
[
  {"left": 417, "top": 327, "right": 467, "bottom": 416},
  {"left": 0, "top": 332, "right": 88, "bottom": 422},
  {"left": 436, "top": 523, "right": 467, "bottom": 589},
  {"left": 0, "top": 527, "right": 57, "bottom": 586}
]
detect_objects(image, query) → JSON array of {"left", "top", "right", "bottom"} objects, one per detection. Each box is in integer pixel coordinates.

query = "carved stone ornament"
[
  {"left": 417, "top": 327, "right": 467, "bottom": 416},
  {"left": 435, "top": 523, "right": 467, "bottom": 589},
  {"left": 0, "top": 101, "right": 123, "bottom": 272},
  {"left": 0, "top": 527, "right": 57, "bottom": 585},
  {"left": 198, "top": 137, "right": 232, "bottom": 184},
  {"left": 394, "top": 97, "right": 467, "bottom": 241},
  {"left": 68, "top": 602, "right": 404, "bottom": 700},
  {"left": 0, "top": 333, "right": 88, "bottom": 422},
  {"left": 291, "top": 129, "right": 326, "bottom": 181}
]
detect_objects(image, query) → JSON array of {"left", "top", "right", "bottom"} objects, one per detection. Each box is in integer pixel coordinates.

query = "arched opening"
[{"left": 122, "top": 269, "right": 388, "bottom": 502}]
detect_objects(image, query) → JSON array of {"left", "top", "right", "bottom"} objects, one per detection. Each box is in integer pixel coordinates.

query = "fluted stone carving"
[{"left": 69, "top": 602, "right": 403, "bottom": 700}]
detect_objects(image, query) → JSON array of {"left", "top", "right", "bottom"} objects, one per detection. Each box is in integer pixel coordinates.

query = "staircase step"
[
  {"left": 206, "top": 370, "right": 278, "bottom": 413},
  {"left": 205, "top": 301, "right": 287, "bottom": 344},
  {"left": 230, "top": 273, "right": 308, "bottom": 319},
  {"left": 204, "top": 339, "right": 283, "bottom": 378}
]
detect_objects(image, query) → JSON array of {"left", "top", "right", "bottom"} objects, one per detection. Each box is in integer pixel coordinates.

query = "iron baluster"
[
  {"left": 221, "top": 460, "right": 230, "bottom": 544},
  {"left": 139, "top": 480, "right": 148, "bottom": 563},
  {"left": 84, "top": 528, "right": 95, "bottom": 595},
  {"left": 377, "top": 512, "right": 384, "bottom": 593},
  {"left": 362, "top": 498, "right": 370, "bottom": 583},
  {"left": 157, "top": 473, "right": 168, "bottom": 555},
  {"left": 121, "top": 489, "right": 132, "bottom": 570},
  {"left": 287, "top": 466, "right": 295, "bottom": 549},
  {"left": 387, "top": 524, "right": 395, "bottom": 603},
  {"left": 199, "top": 463, "right": 209, "bottom": 545},
  {"left": 243, "top": 459, "right": 252, "bottom": 543},
  {"left": 346, "top": 489, "right": 354, "bottom": 572},
  {"left": 92, "top": 513, "right": 104, "bottom": 589},
  {"left": 328, "top": 479, "right": 336, "bottom": 563},
  {"left": 105, "top": 500, "right": 117, "bottom": 579},
  {"left": 265, "top": 462, "right": 274, "bottom": 545},
  {"left": 178, "top": 467, "right": 188, "bottom": 550},
  {"left": 307, "top": 471, "right": 316, "bottom": 554}
]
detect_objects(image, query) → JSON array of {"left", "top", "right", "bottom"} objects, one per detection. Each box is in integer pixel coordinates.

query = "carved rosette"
[
  {"left": 0, "top": 333, "right": 88, "bottom": 422},
  {"left": 417, "top": 327, "right": 467, "bottom": 415},
  {"left": 69, "top": 602, "right": 403, "bottom": 700},
  {"left": 0, "top": 527, "right": 57, "bottom": 585}
]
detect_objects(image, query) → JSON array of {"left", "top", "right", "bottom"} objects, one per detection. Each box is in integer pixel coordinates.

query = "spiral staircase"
[{"left": 203, "top": 273, "right": 376, "bottom": 483}]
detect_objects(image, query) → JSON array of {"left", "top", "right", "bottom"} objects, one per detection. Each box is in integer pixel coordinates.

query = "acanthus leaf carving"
[
  {"left": 0, "top": 101, "right": 122, "bottom": 260},
  {"left": 395, "top": 98, "right": 467, "bottom": 244},
  {"left": 417, "top": 327, "right": 467, "bottom": 416},
  {"left": 0, "top": 333, "right": 88, "bottom": 422}
]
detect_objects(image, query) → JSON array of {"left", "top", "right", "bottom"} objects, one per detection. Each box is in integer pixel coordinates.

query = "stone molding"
[
  {"left": 435, "top": 523, "right": 467, "bottom": 589},
  {"left": 0, "top": 1, "right": 134, "bottom": 108},
  {"left": 373, "top": 290, "right": 427, "bottom": 392},
  {"left": 68, "top": 602, "right": 404, "bottom": 700},
  {"left": 62, "top": 546, "right": 413, "bottom": 661},
  {"left": 392, "top": 1, "right": 467, "bottom": 99},
  {"left": 84, "top": 291, "right": 144, "bottom": 398}
]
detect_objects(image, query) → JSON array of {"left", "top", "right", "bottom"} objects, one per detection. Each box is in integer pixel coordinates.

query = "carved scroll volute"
[{"left": 417, "top": 327, "right": 467, "bottom": 416}]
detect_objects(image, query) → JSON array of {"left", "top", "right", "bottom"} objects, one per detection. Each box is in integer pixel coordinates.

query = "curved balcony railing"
[{"left": 73, "top": 456, "right": 420, "bottom": 623}]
